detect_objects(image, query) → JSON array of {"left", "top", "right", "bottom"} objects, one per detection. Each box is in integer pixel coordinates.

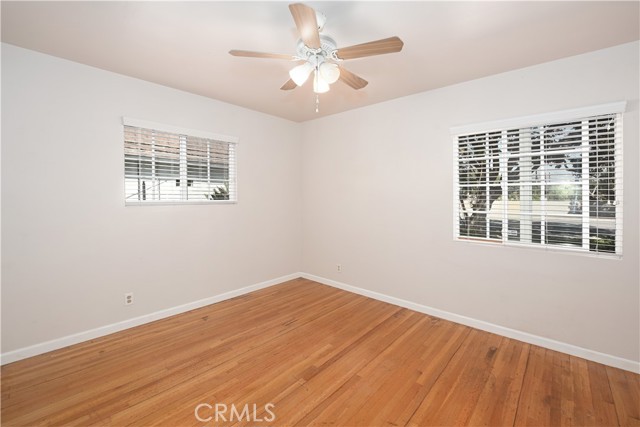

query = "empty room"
[{"left": 1, "top": 1, "right": 639, "bottom": 426}]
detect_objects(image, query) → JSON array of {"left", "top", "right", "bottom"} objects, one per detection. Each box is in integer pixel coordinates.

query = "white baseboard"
[
  {"left": 4, "top": 272, "right": 638, "bottom": 374},
  {"left": 0, "top": 273, "right": 301, "bottom": 366},
  {"left": 301, "top": 273, "right": 640, "bottom": 374}
]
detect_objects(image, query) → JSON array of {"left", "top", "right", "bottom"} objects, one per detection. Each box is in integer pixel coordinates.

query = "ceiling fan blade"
[
  {"left": 335, "top": 36, "right": 404, "bottom": 60},
  {"left": 280, "top": 79, "right": 298, "bottom": 90},
  {"left": 289, "top": 3, "right": 321, "bottom": 49},
  {"left": 229, "top": 50, "right": 296, "bottom": 60},
  {"left": 339, "top": 67, "right": 368, "bottom": 90}
]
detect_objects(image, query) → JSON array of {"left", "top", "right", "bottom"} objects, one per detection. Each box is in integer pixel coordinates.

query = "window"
[
  {"left": 124, "top": 118, "right": 237, "bottom": 204},
  {"left": 453, "top": 103, "right": 624, "bottom": 256}
]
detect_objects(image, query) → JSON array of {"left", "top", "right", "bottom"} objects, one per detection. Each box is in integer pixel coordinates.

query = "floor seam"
[
  {"left": 403, "top": 325, "right": 472, "bottom": 426},
  {"left": 292, "top": 307, "right": 410, "bottom": 425},
  {"left": 604, "top": 367, "right": 622, "bottom": 427},
  {"left": 512, "top": 344, "right": 533, "bottom": 426}
]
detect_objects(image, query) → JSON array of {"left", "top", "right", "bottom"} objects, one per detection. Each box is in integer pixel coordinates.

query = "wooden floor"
[{"left": 2, "top": 278, "right": 639, "bottom": 426}]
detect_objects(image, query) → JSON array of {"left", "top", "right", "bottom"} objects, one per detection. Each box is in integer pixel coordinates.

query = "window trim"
[
  {"left": 451, "top": 102, "right": 625, "bottom": 258},
  {"left": 123, "top": 117, "right": 239, "bottom": 144},
  {"left": 123, "top": 117, "right": 238, "bottom": 206},
  {"left": 450, "top": 101, "right": 626, "bottom": 136}
]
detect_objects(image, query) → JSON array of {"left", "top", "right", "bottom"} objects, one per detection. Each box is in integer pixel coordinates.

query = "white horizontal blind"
[
  {"left": 124, "top": 124, "right": 237, "bottom": 204},
  {"left": 454, "top": 111, "right": 623, "bottom": 256}
]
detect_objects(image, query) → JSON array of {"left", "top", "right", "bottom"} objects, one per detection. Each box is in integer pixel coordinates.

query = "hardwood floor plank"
[
  {"left": 586, "top": 361, "right": 619, "bottom": 426},
  {"left": 294, "top": 315, "right": 440, "bottom": 426},
  {"left": 229, "top": 309, "right": 423, "bottom": 427},
  {"left": 295, "top": 317, "right": 469, "bottom": 426},
  {"left": 100, "top": 293, "right": 402, "bottom": 426},
  {"left": 516, "top": 346, "right": 565, "bottom": 426},
  {"left": 406, "top": 329, "right": 508, "bottom": 426},
  {"left": 467, "top": 337, "right": 530, "bottom": 426},
  {"left": 1, "top": 278, "right": 638, "bottom": 427},
  {"left": 564, "top": 357, "right": 618, "bottom": 427},
  {"left": 514, "top": 347, "right": 621, "bottom": 426},
  {"left": 607, "top": 365, "right": 640, "bottom": 426}
]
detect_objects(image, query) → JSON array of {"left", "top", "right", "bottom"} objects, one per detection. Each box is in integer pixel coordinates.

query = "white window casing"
[
  {"left": 123, "top": 118, "right": 238, "bottom": 205},
  {"left": 452, "top": 102, "right": 625, "bottom": 257}
]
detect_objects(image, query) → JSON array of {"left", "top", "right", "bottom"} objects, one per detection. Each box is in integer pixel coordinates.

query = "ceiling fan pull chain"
[{"left": 315, "top": 94, "right": 320, "bottom": 113}]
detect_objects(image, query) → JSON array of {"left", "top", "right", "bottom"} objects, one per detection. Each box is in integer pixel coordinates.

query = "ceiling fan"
[{"left": 229, "top": 3, "right": 404, "bottom": 98}]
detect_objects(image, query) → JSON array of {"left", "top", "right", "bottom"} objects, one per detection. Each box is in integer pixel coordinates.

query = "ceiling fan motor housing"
[{"left": 296, "top": 35, "right": 338, "bottom": 64}]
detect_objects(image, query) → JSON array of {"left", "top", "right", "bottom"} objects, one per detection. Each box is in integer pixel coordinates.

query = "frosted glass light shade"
[
  {"left": 289, "top": 62, "right": 314, "bottom": 86},
  {"left": 313, "top": 72, "right": 330, "bottom": 94},
  {"left": 319, "top": 63, "right": 340, "bottom": 84}
]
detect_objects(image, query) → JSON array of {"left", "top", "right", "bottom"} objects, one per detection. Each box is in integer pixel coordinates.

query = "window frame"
[
  {"left": 451, "top": 102, "right": 625, "bottom": 258},
  {"left": 123, "top": 117, "right": 238, "bottom": 206}
]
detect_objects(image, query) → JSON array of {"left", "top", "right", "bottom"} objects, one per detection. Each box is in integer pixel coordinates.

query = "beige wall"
[
  {"left": 301, "top": 41, "right": 640, "bottom": 362},
  {"left": 1, "top": 44, "right": 302, "bottom": 352}
]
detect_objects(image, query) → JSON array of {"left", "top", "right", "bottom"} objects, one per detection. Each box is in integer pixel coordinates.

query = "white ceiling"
[{"left": 2, "top": 1, "right": 638, "bottom": 122}]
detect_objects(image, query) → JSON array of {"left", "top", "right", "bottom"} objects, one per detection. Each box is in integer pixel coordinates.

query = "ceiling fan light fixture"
[
  {"left": 319, "top": 62, "right": 340, "bottom": 84},
  {"left": 289, "top": 62, "right": 314, "bottom": 86},
  {"left": 313, "top": 72, "right": 330, "bottom": 94}
]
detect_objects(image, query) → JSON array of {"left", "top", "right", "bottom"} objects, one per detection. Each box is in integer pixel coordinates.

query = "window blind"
[
  {"left": 124, "top": 121, "right": 237, "bottom": 204},
  {"left": 453, "top": 108, "right": 623, "bottom": 256}
]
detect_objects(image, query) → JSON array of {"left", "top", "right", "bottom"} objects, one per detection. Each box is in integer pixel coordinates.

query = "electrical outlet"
[
  {"left": 337, "top": 264, "right": 342, "bottom": 272},
  {"left": 124, "top": 292, "right": 134, "bottom": 306}
]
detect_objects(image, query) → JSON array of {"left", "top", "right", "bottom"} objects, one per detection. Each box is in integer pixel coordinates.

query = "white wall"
[
  {"left": 301, "top": 41, "right": 640, "bottom": 363},
  {"left": 1, "top": 44, "right": 302, "bottom": 352}
]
